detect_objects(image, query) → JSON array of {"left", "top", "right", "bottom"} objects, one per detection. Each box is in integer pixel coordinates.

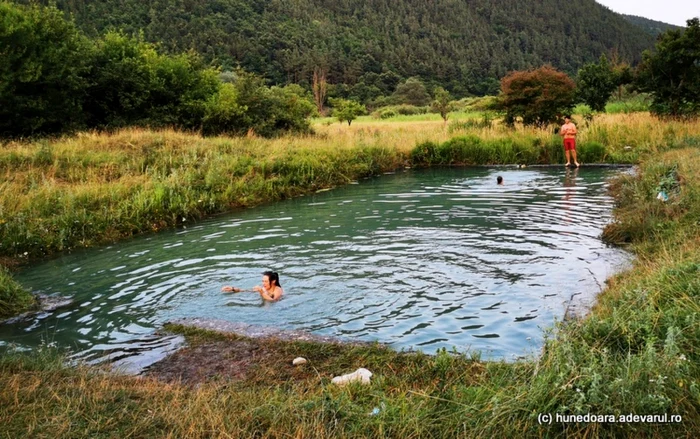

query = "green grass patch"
[
  {"left": 410, "top": 134, "right": 565, "bottom": 166},
  {"left": 0, "top": 266, "right": 36, "bottom": 319},
  {"left": 314, "top": 110, "right": 485, "bottom": 125},
  {"left": 573, "top": 94, "right": 652, "bottom": 115},
  {"left": 0, "top": 133, "right": 405, "bottom": 262},
  {"left": 605, "top": 95, "right": 652, "bottom": 114},
  {"left": 602, "top": 149, "right": 700, "bottom": 248}
]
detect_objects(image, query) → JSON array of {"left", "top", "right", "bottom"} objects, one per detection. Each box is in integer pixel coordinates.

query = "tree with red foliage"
[{"left": 500, "top": 66, "right": 576, "bottom": 127}]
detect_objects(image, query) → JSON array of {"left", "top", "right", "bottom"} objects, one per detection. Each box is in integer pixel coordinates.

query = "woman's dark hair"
[
  {"left": 262, "top": 271, "right": 281, "bottom": 287},
  {"left": 497, "top": 175, "right": 503, "bottom": 184}
]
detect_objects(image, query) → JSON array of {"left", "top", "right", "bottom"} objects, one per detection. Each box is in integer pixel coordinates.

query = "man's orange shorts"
[{"left": 564, "top": 138, "right": 576, "bottom": 151}]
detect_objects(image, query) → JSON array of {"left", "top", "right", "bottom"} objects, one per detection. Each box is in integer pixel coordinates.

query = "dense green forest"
[
  {"left": 16, "top": 0, "right": 657, "bottom": 96},
  {"left": 621, "top": 14, "right": 683, "bottom": 36},
  {"left": 0, "top": 2, "right": 317, "bottom": 138}
]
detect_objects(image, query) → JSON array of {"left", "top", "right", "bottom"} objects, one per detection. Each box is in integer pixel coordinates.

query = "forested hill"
[
  {"left": 621, "top": 14, "right": 684, "bottom": 36},
  {"left": 19, "top": 0, "right": 656, "bottom": 96}
]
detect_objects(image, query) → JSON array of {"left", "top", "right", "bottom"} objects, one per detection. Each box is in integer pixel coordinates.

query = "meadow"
[{"left": 0, "top": 112, "right": 699, "bottom": 437}]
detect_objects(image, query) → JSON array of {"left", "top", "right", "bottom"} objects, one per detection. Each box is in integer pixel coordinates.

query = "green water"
[{"left": 0, "top": 166, "right": 629, "bottom": 367}]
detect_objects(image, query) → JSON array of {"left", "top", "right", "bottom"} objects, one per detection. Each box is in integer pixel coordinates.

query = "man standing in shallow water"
[{"left": 560, "top": 116, "right": 579, "bottom": 168}]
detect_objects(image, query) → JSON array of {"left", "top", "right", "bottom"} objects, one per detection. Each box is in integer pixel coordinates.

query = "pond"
[{"left": 0, "top": 166, "right": 630, "bottom": 368}]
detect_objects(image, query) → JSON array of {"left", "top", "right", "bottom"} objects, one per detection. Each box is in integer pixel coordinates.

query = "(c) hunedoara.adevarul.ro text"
[{"left": 537, "top": 413, "right": 682, "bottom": 425}]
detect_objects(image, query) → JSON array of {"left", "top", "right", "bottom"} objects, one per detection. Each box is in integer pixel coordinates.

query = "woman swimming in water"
[{"left": 221, "top": 271, "right": 283, "bottom": 302}]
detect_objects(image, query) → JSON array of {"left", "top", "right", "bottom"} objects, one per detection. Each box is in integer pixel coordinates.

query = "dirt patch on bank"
[
  {"left": 143, "top": 318, "right": 377, "bottom": 387},
  {"left": 144, "top": 338, "right": 284, "bottom": 385}
]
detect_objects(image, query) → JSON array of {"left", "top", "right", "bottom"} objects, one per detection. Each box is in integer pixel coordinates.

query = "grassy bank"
[
  {"left": 0, "top": 266, "right": 35, "bottom": 319},
  {"left": 0, "top": 120, "right": 699, "bottom": 437},
  {"left": 0, "top": 128, "right": 411, "bottom": 262}
]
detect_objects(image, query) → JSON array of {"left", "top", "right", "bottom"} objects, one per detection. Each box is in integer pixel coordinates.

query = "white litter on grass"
[
  {"left": 331, "top": 368, "right": 373, "bottom": 386},
  {"left": 292, "top": 357, "right": 307, "bottom": 366}
]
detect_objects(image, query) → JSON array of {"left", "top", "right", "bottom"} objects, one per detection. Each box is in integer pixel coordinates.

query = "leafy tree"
[
  {"left": 635, "top": 18, "right": 700, "bottom": 118},
  {"left": 348, "top": 81, "right": 383, "bottom": 106},
  {"left": 392, "top": 77, "right": 431, "bottom": 106},
  {"left": 206, "top": 71, "right": 314, "bottom": 136},
  {"left": 0, "top": 2, "right": 91, "bottom": 137},
  {"left": 347, "top": 71, "right": 402, "bottom": 106},
  {"left": 0, "top": 3, "right": 315, "bottom": 139},
  {"left": 431, "top": 87, "right": 452, "bottom": 122},
  {"left": 612, "top": 63, "right": 633, "bottom": 101},
  {"left": 607, "top": 51, "right": 634, "bottom": 100},
  {"left": 500, "top": 66, "right": 576, "bottom": 127},
  {"left": 330, "top": 98, "right": 366, "bottom": 126},
  {"left": 201, "top": 83, "right": 247, "bottom": 136},
  {"left": 82, "top": 32, "right": 161, "bottom": 128},
  {"left": 144, "top": 51, "right": 220, "bottom": 129},
  {"left": 84, "top": 32, "right": 220, "bottom": 130},
  {"left": 576, "top": 54, "right": 616, "bottom": 112},
  {"left": 376, "top": 71, "right": 401, "bottom": 95},
  {"left": 225, "top": 70, "right": 276, "bottom": 136},
  {"left": 263, "top": 84, "right": 316, "bottom": 135}
]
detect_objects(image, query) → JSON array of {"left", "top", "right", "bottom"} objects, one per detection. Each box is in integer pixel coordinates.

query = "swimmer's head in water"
[
  {"left": 262, "top": 271, "right": 281, "bottom": 288},
  {"left": 497, "top": 175, "right": 503, "bottom": 185}
]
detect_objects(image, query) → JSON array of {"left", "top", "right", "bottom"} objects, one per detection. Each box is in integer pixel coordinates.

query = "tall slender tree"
[
  {"left": 313, "top": 67, "right": 328, "bottom": 116},
  {"left": 431, "top": 87, "right": 452, "bottom": 123}
]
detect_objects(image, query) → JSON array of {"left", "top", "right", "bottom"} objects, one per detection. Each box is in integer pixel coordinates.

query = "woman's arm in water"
[{"left": 221, "top": 286, "right": 254, "bottom": 293}]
